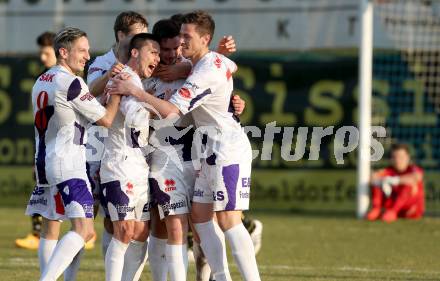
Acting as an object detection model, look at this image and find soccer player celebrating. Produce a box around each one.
[28,27,121,281]
[86,11,149,257]
[17,31,56,251]
[100,33,160,281]
[146,18,247,281]
[109,10,260,281]
[367,143,425,222]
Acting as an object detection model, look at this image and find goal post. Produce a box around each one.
[357,0,373,219]
[358,0,440,217]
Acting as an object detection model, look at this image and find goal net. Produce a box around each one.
[371,0,440,215]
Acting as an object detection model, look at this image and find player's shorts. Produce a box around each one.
[26,185,64,221]
[193,155,252,212]
[101,179,150,222]
[149,150,197,219]
[26,178,94,220]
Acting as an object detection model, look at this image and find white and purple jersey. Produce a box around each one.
[143,72,194,163]
[87,49,116,85]
[32,65,106,186]
[100,66,150,184]
[85,49,116,163]
[168,51,247,163]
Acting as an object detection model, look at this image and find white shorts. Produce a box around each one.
[193,157,252,212]
[25,178,94,220]
[101,179,150,222]
[149,151,197,219]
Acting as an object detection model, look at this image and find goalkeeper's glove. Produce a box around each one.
[381,176,400,197]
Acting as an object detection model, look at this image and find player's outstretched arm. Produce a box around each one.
[95,95,121,128]
[153,61,192,82]
[107,76,181,118]
[88,62,125,97]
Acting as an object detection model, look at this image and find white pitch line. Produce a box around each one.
[3,257,440,276]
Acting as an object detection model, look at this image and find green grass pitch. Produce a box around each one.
[1,205,440,280]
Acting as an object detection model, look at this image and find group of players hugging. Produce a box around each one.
[25,9,263,281]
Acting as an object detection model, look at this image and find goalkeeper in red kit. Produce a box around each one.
[366,143,424,223]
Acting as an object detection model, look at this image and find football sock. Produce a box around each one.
[105,238,129,281]
[224,224,261,281]
[39,231,85,281]
[166,243,188,281]
[193,221,231,281]
[148,236,168,281]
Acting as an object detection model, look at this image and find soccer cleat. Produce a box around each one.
[382,210,398,223]
[366,208,382,221]
[84,233,96,250]
[15,233,39,250]
[250,219,263,255]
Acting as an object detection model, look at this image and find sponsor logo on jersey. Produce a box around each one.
[126,182,134,195]
[39,73,55,82]
[194,189,204,197]
[214,55,222,69]
[88,67,103,75]
[164,179,176,192]
[169,200,186,210]
[32,186,45,196]
[80,92,94,101]
[239,191,250,199]
[29,197,47,206]
[82,204,94,215]
[179,87,191,99]
[213,191,224,201]
[116,204,135,214]
[143,202,153,212]
[242,177,251,188]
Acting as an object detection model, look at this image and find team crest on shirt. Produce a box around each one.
[126,182,134,195]
[214,55,222,68]
[179,88,191,99]
[164,179,176,192]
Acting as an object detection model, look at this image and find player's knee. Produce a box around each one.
[103,218,114,234]
[132,222,149,242]
[118,223,135,242]
[216,211,242,231]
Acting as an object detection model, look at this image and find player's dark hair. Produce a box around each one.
[152,19,180,42]
[36,31,55,47]
[182,10,215,44]
[390,143,410,154]
[128,33,159,59]
[114,11,148,42]
[54,27,87,58]
[170,13,184,27]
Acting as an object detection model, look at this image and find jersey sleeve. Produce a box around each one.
[168,67,215,115]
[222,55,238,74]
[120,96,150,129]
[67,77,106,123]
[87,59,107,86]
